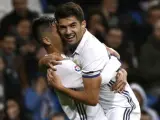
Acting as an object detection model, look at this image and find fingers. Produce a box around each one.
[112,80,126,93]
[48,60,62,71]
[47,69,57,81]
[50,60,62,65]
[47,69,54,82]
[116,71,123,80]
[121,69,127,76]
[117,69,127,83]
[49,53,63,61]
[112,70,127,92]
[48,60,62,66]
[50,69,57,77]
[48,63,57,71]
[115,71,123,85]
[39,54,62,67]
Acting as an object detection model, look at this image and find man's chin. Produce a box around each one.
[65,39,76,45]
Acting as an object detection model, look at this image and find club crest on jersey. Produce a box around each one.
[74,65,81,72]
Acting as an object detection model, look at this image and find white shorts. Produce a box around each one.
[66,103,108,120]
[105,107,140,120]
[86,104,108,120]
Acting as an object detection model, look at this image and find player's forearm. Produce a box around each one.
[59,87,98,106]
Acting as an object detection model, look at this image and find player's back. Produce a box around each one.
[55,59,108,120]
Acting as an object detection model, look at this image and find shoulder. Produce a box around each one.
[84,31,106,51]
[82,37,107,58]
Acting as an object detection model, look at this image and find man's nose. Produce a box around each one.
[66,27,72,34]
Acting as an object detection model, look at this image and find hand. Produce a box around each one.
[47,69,63,90]
[112,69,127,93]
[39,53,63,70]
[105,46,120,59]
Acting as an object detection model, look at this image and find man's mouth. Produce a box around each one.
[64,34,75,42]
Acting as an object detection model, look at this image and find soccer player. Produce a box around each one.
[46,2,140,120]
[32,16,109,120]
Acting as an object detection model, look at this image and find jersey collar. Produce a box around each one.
[72,29,89,55]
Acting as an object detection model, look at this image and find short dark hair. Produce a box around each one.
[55,2,84,22]
[32,16,56,43]
[148,5,160,17]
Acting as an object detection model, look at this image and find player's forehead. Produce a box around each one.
[58,16,79,26]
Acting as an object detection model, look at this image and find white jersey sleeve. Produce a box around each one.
[55,60,83,88]
[80,38,110,78]
[101,56,121,85]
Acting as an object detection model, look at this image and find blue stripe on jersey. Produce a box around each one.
[123,108,133,120]
[122,90,136,120]
[74,101,83,120]
[107,80,116,88]
[82,73,100,78]
[72,88,87,120]
[82,70,100,74]
[122,91,136,109]
[123,108,128,120]
[128,108,132,120]
[79,103,87,120]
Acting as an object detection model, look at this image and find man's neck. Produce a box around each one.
[45,46,56,54]
[68,41,80,54]
[45,45,63,55]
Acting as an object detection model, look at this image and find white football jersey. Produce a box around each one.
[67,29,140,115]
[55,59,108,120]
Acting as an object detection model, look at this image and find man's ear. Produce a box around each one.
[42,37,51,46]
[51,24,57,33]
[81,20,86,29]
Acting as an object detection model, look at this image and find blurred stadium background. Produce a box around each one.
[0,0,160,120]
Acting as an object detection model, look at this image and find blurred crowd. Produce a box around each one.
[0,0,160,120]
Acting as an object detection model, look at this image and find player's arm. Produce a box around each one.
[39,53,63,70]
[103,45,127,92]
[47,69,101,105]
[47,45,106,105]
[105,45,120,59]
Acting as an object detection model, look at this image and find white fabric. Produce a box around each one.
[105,107,140,120]
[55,60,82,88]
[55,59,108,120]
[101,56,121,85]
[67,29,140,117]
[70,30,110,77]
